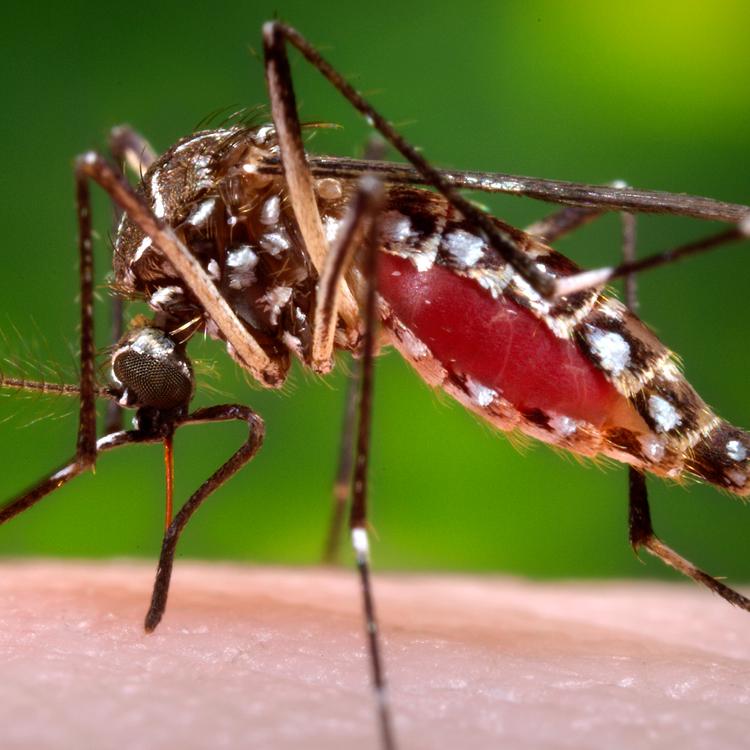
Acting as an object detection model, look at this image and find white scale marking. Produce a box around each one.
[133,236,152,263]
[512,273,551,318]
[648,395,682,433]
[465,377,496,408]
[259,229,290,256]
[549,414,578,437]
[149,285,183,310]
[252,125,275,144]
[50,464,77,483]
[173,131,227,155]
[726,439,747,462]
[638,434,666,462]
[351,528,370,562]
[398,327,430,360]
[97,433,125,450]
[585,327,631,375]
[260,195,280,225]
[187,198,216,227]
[261,286,293,325]
[226,246,259,290]
[444,230,485,267]
[381,208,450,275]
[193,154,212,190]
[380,211,415,244]
[474,265,516,299]
[130,330,175,358]
[151,171,166,218]
[323,215,341,244]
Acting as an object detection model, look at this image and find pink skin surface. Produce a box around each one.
[0,561,748,750]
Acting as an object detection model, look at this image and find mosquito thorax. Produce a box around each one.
[110,326,194,411]
[112,124,351,368]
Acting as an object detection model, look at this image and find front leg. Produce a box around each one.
[144,404,265,632]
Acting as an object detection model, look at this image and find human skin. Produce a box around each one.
[0,561,747,750]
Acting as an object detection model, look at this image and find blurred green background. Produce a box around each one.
[1,1,749,583]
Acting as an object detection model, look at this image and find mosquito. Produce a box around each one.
[1,22,749,750]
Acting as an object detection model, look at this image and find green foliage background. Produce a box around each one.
[1,1,749,582]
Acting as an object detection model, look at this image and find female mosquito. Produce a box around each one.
[1,22,749,750]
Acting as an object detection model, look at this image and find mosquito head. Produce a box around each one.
[110,326,194,411]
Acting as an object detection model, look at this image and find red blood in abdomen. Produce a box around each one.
[378,253,626,428]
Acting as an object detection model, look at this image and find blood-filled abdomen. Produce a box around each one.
[378,252,640,432]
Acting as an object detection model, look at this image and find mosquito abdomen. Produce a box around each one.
[375,190,750,495]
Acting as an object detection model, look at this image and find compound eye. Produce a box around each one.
[111,327,194,410]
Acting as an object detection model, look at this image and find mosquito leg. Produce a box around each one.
[316,167,385,561]
[262,26,360,331]
[144,404,265,632]
[108,125,157,179]
[311,178,383,369]
[0,429,159,525]
[525,205,606,243]
[73,163,99,463]
[302,157,750,224]
[554,224,748,296]
[104,127,158,434]
[322,362,360,564]
[4,159,111,506]
[0,376,114,399]
[618,210,749,610]
[628,467,750,611]
[263,22,553,298]
[344,203,396,750]
[264,54,397,722]
[524,181,635,243]
[621,212,639,311]
[262,21,750,297]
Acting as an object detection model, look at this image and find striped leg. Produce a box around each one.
[323,365,360,564]
[0,156,105,521]
[348,199,396,750]
[263,29,396,748]
[621,213,750,611]
[628,465,750,610]
[105,126,159,433]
